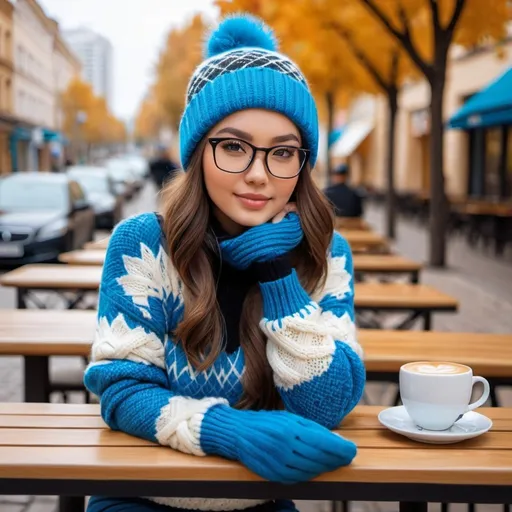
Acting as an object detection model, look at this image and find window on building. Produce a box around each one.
[485,128,502,199]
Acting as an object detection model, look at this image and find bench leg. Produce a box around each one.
[24,356,50,402]
[59,496,85,512]
[400,503,427,512]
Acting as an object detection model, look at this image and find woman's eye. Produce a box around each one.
[221,141,245,153]
[273,147,295,158]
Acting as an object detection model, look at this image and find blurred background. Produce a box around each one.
[0,0,510,270]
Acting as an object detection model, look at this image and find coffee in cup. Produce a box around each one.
[399,361,490,431]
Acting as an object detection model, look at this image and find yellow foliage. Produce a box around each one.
[153,14,206,130]
[216,0,415,123]
[61,75,126,145]
[134,93,162,141]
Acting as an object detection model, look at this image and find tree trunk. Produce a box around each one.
[428,66,448,267]
[325,91,335,186]
[386,89,398,240]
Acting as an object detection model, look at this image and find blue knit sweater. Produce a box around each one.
[84,212,365,510]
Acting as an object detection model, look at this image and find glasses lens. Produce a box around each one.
[214,139,253,173]
[268,146,305,178]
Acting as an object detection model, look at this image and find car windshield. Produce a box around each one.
[70,174,109,195]
[106,163,130,181]
[0,178,68,212]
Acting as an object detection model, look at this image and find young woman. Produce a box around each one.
[85,14,365,512]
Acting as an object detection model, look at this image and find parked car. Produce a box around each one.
[103,158,140,198]
[67,166,123,230]
[119,154,149,180]
[0,173,95,266]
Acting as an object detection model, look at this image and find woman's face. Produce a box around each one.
[203,109,302,235]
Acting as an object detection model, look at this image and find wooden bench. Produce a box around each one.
[59,250,422,282]
[334,217,371,231]
[0,403,510,512]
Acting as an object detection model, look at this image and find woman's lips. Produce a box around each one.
[235,194,270,210]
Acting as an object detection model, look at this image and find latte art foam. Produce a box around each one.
[404,362,468,375]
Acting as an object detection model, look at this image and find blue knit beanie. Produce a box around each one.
[179,14,319,169]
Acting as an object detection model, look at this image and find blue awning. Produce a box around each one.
[449,67,512,129]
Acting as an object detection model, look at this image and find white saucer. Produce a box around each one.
[378,406,492,444]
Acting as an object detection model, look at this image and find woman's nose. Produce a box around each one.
[244,152,269,185]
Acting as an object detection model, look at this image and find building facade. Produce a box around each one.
[334,40,512,200]
[10,0,79,172]
[0,0,14,175]
[63,27,113,108]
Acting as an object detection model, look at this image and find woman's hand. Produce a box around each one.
[201,405,357,484]
[271,202,297,224]
[219,211,303,269]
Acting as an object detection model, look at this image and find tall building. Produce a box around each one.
[62,27,113,108]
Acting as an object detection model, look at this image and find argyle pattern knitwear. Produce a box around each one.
[84,212,365,510]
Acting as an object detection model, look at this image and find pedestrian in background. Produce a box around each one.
[149,145,180,190]
[324,163,365,218]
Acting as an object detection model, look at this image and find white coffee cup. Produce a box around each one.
[399,361,490,431]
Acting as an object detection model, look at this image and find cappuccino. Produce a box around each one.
[403,361,468,375]
[399,361,490,430]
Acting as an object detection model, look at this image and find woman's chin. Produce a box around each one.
[231,209,274,227]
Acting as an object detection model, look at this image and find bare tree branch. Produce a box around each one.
[397,2,411,39]
[328,21,390,92]
[428,0,440,31]
[446,0,466,35]
[360,0,434,79]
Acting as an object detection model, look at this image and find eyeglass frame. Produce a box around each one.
[208,137,310,179]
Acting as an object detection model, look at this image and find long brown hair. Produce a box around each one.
[160,138,334,410]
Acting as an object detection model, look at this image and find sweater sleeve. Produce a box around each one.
[83,213,227,455]
[257,232,365,429]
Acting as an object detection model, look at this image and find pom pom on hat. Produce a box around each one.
[205,14,278,58]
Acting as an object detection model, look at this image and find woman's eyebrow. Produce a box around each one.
[271,133,300,144]
[214,127,300,145]
[215,127,252,140]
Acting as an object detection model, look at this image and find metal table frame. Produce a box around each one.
[16,287,97,310]
[1,477,511,512]
[356,305,457,331]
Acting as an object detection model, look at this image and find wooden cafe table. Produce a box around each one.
[0,403,510,512]
[0,264,102,309]
[338,230,389,253]
[86,232,390,253]
[0,266,454,329]
[0,309,95,402]
[9,310,508,405]
[84,237,110,250]
[360,330,512,407]
[59,250,423,283]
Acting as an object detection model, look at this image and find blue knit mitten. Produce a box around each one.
[200,405,357,484]
[219,213,303,270]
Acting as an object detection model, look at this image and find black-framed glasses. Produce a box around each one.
[208,137,310,179]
